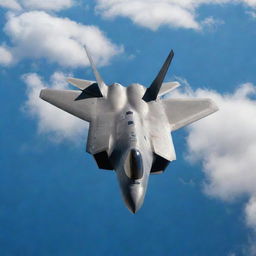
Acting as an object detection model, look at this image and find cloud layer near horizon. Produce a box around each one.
[96,0,256,30]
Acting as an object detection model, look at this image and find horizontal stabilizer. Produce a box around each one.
[67,77,96,90]
[158,82,180,98]
[163,98,218,131]
[40,88,96,122]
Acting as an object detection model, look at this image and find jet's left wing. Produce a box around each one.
[40,89,96,122]
[162,98,218,131]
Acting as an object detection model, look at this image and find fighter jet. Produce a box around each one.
[40,47,218,213]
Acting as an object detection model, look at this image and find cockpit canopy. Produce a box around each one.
[124,149,143,180]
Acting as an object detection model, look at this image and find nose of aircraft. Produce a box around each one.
[115,148,148,213]
[124,184,144,214]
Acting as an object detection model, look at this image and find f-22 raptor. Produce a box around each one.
[40,47,218,213]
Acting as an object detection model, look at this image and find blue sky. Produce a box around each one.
[1,1,256,255]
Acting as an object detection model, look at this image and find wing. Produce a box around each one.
[40,89,96,122]
[162,98,218,131]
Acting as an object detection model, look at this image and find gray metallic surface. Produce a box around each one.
[40,49,218,213]
[84,46,107,97]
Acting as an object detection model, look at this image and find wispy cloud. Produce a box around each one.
[0,45,13,66]
[247,10,256,19]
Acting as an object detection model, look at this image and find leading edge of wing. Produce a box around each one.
[40,88,96,122]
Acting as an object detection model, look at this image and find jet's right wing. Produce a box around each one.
[162,98,218,131]
[40,89,96,122]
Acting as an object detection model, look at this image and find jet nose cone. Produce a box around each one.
[125,184,144,214]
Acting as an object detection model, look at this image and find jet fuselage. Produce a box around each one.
[88,83,170,213]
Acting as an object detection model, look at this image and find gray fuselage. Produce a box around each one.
[111,102,153,213]
[86,83,173,213]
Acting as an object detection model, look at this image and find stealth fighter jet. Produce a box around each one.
[40,47,218,213]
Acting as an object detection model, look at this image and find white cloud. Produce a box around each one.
[246,197,256,230]
[201,16,225,30]
[248,242,256,256]
[244,0,256,7]
[0,45,13,66]
[23,72,88,142]
[96,0,200,30]
[2,11,123,67]
[20,0,74,11]
[95,0,256,30]
[0,0,21,10]
[170,80,256,232]
[0,0,74,11]
[184,83,256,201]
[247,10,256,18]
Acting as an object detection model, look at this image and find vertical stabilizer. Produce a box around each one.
[84,45,107,97]
[142,50,174,102]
